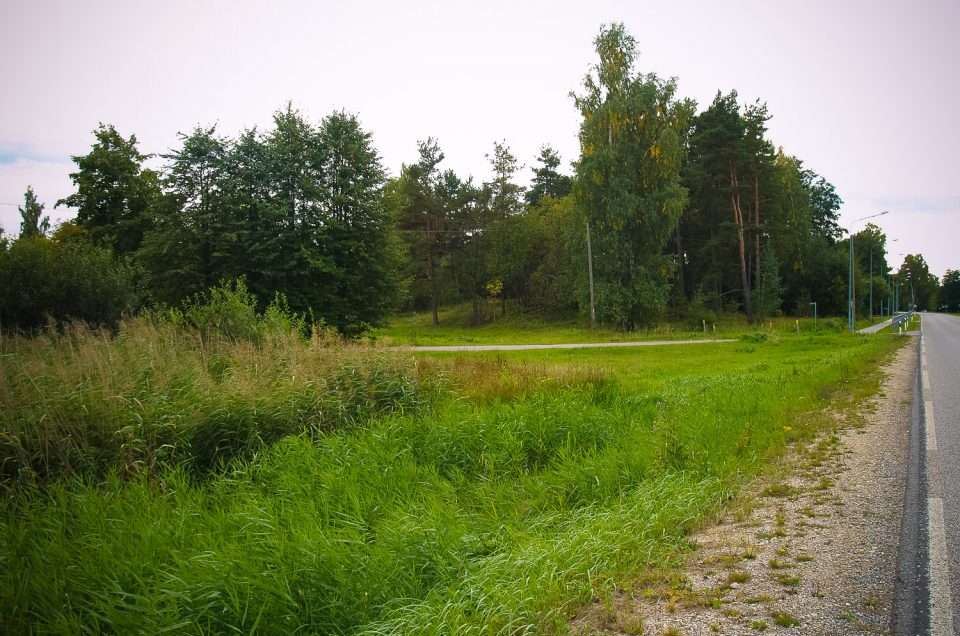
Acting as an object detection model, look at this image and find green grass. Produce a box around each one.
[369,302,839,346]
[0,317,902,634]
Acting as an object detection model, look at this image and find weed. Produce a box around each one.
[745,594,774,604]
[761,483,801,498]
[751,619,769,630]
[772,611,801,627]
[727,571,752,584]
[777,574,802,587]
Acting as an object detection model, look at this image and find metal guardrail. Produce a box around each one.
[891,310,915,328]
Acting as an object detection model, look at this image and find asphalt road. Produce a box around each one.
[916,313,960,635]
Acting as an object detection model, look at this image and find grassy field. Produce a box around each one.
[0,315,902,634]
[370,302,835,346]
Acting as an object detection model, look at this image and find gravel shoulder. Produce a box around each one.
[572,338,917,636]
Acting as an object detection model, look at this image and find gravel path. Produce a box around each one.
[572,339,916,635]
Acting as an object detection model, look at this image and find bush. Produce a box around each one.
[156,278,308,344]
[0,235,139,330]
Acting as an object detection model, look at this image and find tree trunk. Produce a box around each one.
[428,245,439,326]
[428,219,439,326]
[730,163,752,323]
[675,226,685,301]
[754,172,761,288]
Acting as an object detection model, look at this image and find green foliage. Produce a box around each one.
[0,315,428,487]
[573,23,693,329]
[754,242,783,320]
[525,144,572,207]
[56,124,160,256]
[182,278,263,342]
[17,185,49,238]
[0,329,899,633]
[136,107,396,336]
[940,269,960,311]
[897,253,940,311]
[0,235,139,330]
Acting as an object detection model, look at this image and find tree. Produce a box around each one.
[753,241,782,320]
[485,140,530,315]
[525,195,580,315]
[525,145,572,206]
[572,23,693,329]
[940,269,960,312]
[486,140,525,219]
[685,91,754,321]
[397,138,450,325]
[18,186,49,239]
[312,110,394,335]
[57,124,160,256]
[140,126,233,302]
[897,254,939,311]
[139,106,394,335]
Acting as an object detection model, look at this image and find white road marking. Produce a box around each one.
[926,401,938,452]
[924,370,932,394]
[929,497,955,636]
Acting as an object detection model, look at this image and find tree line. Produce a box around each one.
[1,23,949,333]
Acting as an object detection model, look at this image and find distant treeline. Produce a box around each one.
[1,23,948,333]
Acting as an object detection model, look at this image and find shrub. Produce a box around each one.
[0,236,139,330]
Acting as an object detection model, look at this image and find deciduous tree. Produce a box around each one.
[573,23,693,328]
[57,124,160,256]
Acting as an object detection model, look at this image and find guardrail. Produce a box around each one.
[891,310,915,329]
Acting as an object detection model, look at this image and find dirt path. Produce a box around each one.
[572,339,916,635]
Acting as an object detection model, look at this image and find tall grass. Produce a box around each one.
[0,328,901,634]
[0,318,434,487]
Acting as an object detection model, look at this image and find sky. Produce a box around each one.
[2,0,958,278]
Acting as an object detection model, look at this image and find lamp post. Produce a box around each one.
[848,211,889,332]
[885,239,897,318]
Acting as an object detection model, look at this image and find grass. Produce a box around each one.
[0,315,902,634]
[369,302,837,346]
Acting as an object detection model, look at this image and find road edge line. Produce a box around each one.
[929,496,955,636]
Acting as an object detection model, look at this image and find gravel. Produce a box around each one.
[572,339,916,635]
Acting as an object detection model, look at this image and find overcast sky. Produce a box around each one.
[2,0,957,277]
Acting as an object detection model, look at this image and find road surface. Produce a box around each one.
[899,313,960,635]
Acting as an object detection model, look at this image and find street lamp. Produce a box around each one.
[848,211,889,332]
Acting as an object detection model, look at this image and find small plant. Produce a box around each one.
[777,574,801,587]
[745,593,774,604]
[772,611,801,627]
[727,570,752,584]
[768,558,791,570]
[795,554,814,563]
[750,619,769,631]
[761,483,800,498]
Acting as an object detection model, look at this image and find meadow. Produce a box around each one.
[0,307,901,634]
